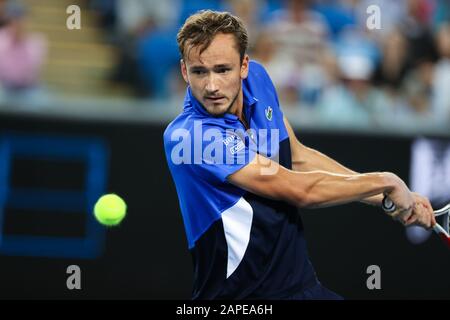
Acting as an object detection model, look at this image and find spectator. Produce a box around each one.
[313,0,356,38]
[431,23,450,123]
[136,0,226,98]
[389,0,438,121]
[0,2,48,103]
[373,29,408,90]
[318,52,390,127]
[0,0,7,28]
[399,0,438,69]
[116,0,180,36]
[251,29,300,106]
[265,0,332,106]
[225,0,267,48]
[401,58,434,118]
[109,0,180,97]
[433,0,450,28]
[89,0,117,40]
[342,0,407,38]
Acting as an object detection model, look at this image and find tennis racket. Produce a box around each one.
[382,196,450,249]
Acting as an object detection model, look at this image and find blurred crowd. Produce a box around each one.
[91,0,450,126]
[0,0,48,104]
[0,0,449,127]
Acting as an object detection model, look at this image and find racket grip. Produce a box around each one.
[433,223,450,238]
[433,224,450,249]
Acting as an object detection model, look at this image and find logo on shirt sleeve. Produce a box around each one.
[265,106,273,121]
[223,132,245,155]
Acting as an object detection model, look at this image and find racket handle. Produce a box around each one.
[433,223,447,235]
[433,224,450,249]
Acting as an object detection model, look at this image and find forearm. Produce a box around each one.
[294,171,396,209]
[292,144,383,206]
[229,154,401,211]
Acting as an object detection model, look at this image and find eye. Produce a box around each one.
[192,70,206,75]
[217,68,230,74]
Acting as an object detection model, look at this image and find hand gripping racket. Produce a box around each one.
[382,196,450,249]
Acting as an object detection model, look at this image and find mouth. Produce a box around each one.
[205,96,225,102]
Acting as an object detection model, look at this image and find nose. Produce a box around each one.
[205,73,219,93]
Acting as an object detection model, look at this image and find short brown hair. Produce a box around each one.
[177,10,248,62]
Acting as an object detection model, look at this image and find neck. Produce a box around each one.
[229,87,245,122]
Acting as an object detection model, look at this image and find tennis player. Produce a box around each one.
[163,10,436,299]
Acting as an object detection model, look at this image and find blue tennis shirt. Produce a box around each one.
[164,61,320,299]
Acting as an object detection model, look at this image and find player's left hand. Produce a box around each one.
[397,193,436,229]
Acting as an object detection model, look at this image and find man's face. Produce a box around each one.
[181,33,249,117]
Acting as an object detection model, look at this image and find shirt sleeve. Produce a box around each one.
[188,123,257,183]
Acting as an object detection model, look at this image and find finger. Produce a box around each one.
[417,207,432,229]
[422,199,437,226]
[424,198,433,211]
[414,195,431,210]
[410,204,431,229]
[405,216,418,226]
[401,212,414,225]
[426,205,437,227]
[423,211,433,229]
[422,205,434,229]
[424,214,431,229]
[398,217,407,226]
[431,212,437,226]
[395,208,413,225]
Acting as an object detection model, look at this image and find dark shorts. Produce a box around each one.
[285,282,344,300]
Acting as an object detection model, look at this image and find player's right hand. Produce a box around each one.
[403,193,437,229]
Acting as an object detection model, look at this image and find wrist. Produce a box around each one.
[381,172,400,195]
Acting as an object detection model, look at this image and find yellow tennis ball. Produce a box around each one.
[94,194,127,226]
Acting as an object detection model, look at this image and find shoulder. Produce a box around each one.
[163,111,240,149]
[248,60,273,83]
[164,111,195,149]
[246,60,277,93]
[245,60,281,110]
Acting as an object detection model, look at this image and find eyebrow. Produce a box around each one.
[189,64,233,70]
[189,66,207,71]
[214,64,232,68]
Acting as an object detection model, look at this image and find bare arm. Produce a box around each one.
[228,154,412,210]
[283,117,383,206]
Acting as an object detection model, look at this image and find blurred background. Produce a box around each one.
[0,0,449,299]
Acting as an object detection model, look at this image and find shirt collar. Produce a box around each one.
[242,76,259,108]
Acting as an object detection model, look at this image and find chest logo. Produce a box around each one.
[265,106,273,121]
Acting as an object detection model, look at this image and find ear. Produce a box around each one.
[180,59,189,84]
[240,54,250,79]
